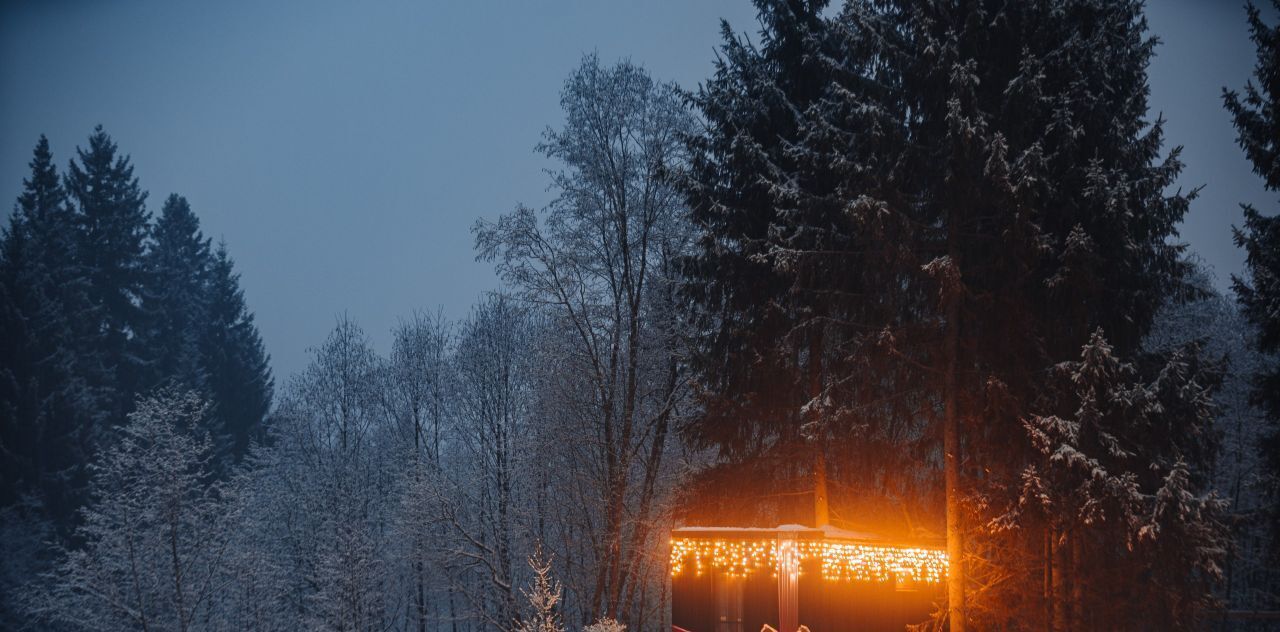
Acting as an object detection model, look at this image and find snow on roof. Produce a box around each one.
[670,524,943,549]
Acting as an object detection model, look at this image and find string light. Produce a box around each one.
[669,536,947,584]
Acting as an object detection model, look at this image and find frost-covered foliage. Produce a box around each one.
[0,126,273,629]
[583,617,626,632]
[7,55,696,632]
[194,300,578,631]
[239,318,396,632]
[997,330,1227,630]
[1147,264,1279,613]
[1225,0,1280,586]
[475,53,695,627]
[681,0,1214,629]
[28,389,231,632]
[1223,1,1280,194]
[400,295,539,630]
[515,546,563,632]
[5,4,1275,632]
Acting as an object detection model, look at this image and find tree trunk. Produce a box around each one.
[414,557,427,632]
[1070,532,1082,630]
[1051,529,1069,632]
[1044,528,1053,632]
[169,515,188,632]
[813,451,829,528]
[943,250,966,632]
[808,331,829,529]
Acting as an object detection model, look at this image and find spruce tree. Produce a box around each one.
[0,150,40,508]
[0,136,104,533]
[1004,331,1225,630]
[138,194,211,393]
[1224,0,1280,564]
[880,3,1202,625]
[684,0,1219,627]
[65,126,150,426]
[200,243,272,466]
[680,0,890,529]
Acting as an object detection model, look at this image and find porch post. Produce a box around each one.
[778,534,799,632]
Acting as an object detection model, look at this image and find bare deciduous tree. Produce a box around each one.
[475,54,694,627]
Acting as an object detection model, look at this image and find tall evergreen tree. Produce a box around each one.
[1225,0,1280,565]
[679,0,890,529]
[200,243,272,465]
[1002,331,1225,630]
[0,146,42,507]
[138,194,212,393]
[2,132,273,623]
[683,0,1220,628]
[65,126,150,426]
[0,136,104,533]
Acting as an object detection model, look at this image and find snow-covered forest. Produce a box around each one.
[2,1,1279,631]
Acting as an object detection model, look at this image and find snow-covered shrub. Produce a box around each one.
[584,617,626,632]
[516,545,563,632]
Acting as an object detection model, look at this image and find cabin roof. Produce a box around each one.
[671,524,944,549]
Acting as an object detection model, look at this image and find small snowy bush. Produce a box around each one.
[584,618,626,632]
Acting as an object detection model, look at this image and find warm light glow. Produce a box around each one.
[669,537,947,584]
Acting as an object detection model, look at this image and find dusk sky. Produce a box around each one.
[2,0,1274,381]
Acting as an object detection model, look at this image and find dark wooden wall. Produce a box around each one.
[672,571,779,631]
[671,560,941,632]
[796,560,941,631]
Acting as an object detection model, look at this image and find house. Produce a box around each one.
[669,524,946,632]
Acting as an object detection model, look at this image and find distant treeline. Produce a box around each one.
[3,57,695,632]
[0,128,272,535]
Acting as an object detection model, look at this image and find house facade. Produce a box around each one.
[669,525,946,632]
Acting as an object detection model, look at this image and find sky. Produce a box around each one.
[1,0,1275,382]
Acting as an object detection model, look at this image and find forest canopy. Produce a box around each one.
[1,1,1279,631]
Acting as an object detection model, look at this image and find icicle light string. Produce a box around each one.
[669,537,947,583]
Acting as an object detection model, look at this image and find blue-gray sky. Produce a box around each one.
[2,0,1274,382]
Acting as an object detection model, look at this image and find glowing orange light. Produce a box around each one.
[669,537,946,584]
